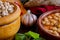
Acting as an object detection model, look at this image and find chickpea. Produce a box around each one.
[2,10,8,16]
[57,28,60,33]
[9,10,14,13]
[45,21,51,25]
[52,27,58,31]
[53,31,59,36]
[48,30,53,33]
[55,13,60,17]
[51,23,55,25]
[44,17,49,22]
[44,26,50,30]
[53,16,59,20]
[5,5,8,9]
[42,17,50,25]
[52,19,57,23]
[10,5,14,8]
[55,22,59,26]
[42,21,46,24]
[57,24,60,28]
[2,6,5,10]
[5,2,10,5]
[58,18,60,22]
[49,26,53,30]
[5,9,8,15]
[4,3,9,9]
[50,19,57,25]
[48,15,52,19]
[51,14,55,17]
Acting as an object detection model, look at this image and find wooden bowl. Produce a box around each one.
[0,1,21,25]
[37,10,60,40]
[0,17,20,39]
[0,1,21,40]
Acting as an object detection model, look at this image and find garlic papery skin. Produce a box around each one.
[21,10,37,26]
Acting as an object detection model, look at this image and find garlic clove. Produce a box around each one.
[23,15,29,25]
[21,14,26,24]
[32,14,37,22]
[28,15,33,25]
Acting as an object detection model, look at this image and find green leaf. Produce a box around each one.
[25,31,39,39]
[15,33,26,40]
[33,38,46,40]
[15,31,46,40]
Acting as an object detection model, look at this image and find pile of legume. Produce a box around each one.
[0,1,14,17]
[42,12,60,36]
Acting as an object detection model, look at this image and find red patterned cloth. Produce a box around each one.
[29,5,60,16]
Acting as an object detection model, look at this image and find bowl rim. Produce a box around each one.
[38,9,60,38]
[0,1,21,25]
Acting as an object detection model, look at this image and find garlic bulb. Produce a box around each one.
[21,10,37,26]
